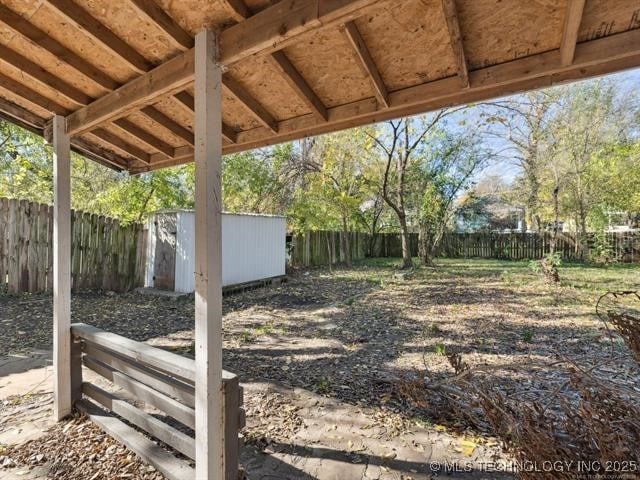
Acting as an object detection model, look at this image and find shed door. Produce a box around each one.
[153,214,176,290]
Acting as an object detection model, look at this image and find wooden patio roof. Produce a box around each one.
[0,0,639,174]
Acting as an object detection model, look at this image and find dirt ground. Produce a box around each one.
[1,258,638,479]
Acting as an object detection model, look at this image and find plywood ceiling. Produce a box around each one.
[0,0,638,173]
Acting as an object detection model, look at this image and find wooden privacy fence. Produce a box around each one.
[437,232,640,262]
[0,198,145,294]
[290,230,640,266]
[290,230,419,267]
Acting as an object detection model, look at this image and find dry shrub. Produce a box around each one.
[476,370,640,480]
[479,291,640,479]
[399,291,640,479]
[597,291,640,362]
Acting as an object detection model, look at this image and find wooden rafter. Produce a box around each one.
[560,0,586,66]
[269,51,328,121]
[41,0,201,156]
[70,137,128,171]
[45,0,150,74]
[0,97,45,134]
[66,50,194,135]
[63,0,383,139]
[222,77,278,133]
[172,92,237,143]
[206,28,640,159]
[0,0,636,176]
[0,2,180,165]
[0,72,69,116]
[220,0,250,22]
[89,128,151,164]
[0,44,92,106]
[222,0,328,121]
[140,106,194,144]
[112,118,175,157]
[128,0,194,50]
[441,0,469,87]
[343,21,389,108]
[219,0,385,66]
[0,4,117,91]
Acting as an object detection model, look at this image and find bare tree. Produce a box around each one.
[367,111,466,269]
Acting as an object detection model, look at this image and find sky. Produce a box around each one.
[473,67,640,184]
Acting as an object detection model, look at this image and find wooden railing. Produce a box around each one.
[70,323,244,480]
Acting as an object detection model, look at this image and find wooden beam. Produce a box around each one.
[219,0,385,66]
[70,137,128,171]
[62,0,382,140]
[0,96,127,170]
[52,115,71,421]
[112,118,175,157]
[0,72,183,167]
[0,27,181,160]
[66,49,194,135]
[0,97,46,134]
[140,106,194,144]
[41,0,205,153]
[218,0,328,121]
[223,76,278,133]
[220,0,250,22]
[45,0,151,74]
[128,0,194,50]
[560,0,586,66]
[172,91,237,143]
[269,51,328,121]
[0,72,69,116]
[134,27,640,173]
[194,29,224,480]
[220,28,640,156]
[0,4,117,91]
[342,21,389,107]
[0,44,93,106]
[441,0,469,87]
[89,128,151,164]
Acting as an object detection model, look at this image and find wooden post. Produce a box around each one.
[53,115,72,420]
[194,30,224,480]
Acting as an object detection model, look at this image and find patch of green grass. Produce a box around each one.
[434,343,446,355]
[240,330,253,343]
[254,323,274,336]
[413,415,433,428]
[428,323,442,334]
[521,329,535,343]
[316,377,331,394]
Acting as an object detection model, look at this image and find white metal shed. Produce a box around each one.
[145,210,286,293]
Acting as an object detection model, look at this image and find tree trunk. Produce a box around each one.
[549,185,559,255]
[578,200,588,260]
[341,216,352,267]
[326,232,333,272]
[418,223,442,267]
[398,213,413,269]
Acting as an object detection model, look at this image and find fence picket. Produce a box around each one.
[291,230,640,267]
[0,198,144,294]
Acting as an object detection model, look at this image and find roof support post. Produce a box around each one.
[52,115,72,420]
[193,29,225,480]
